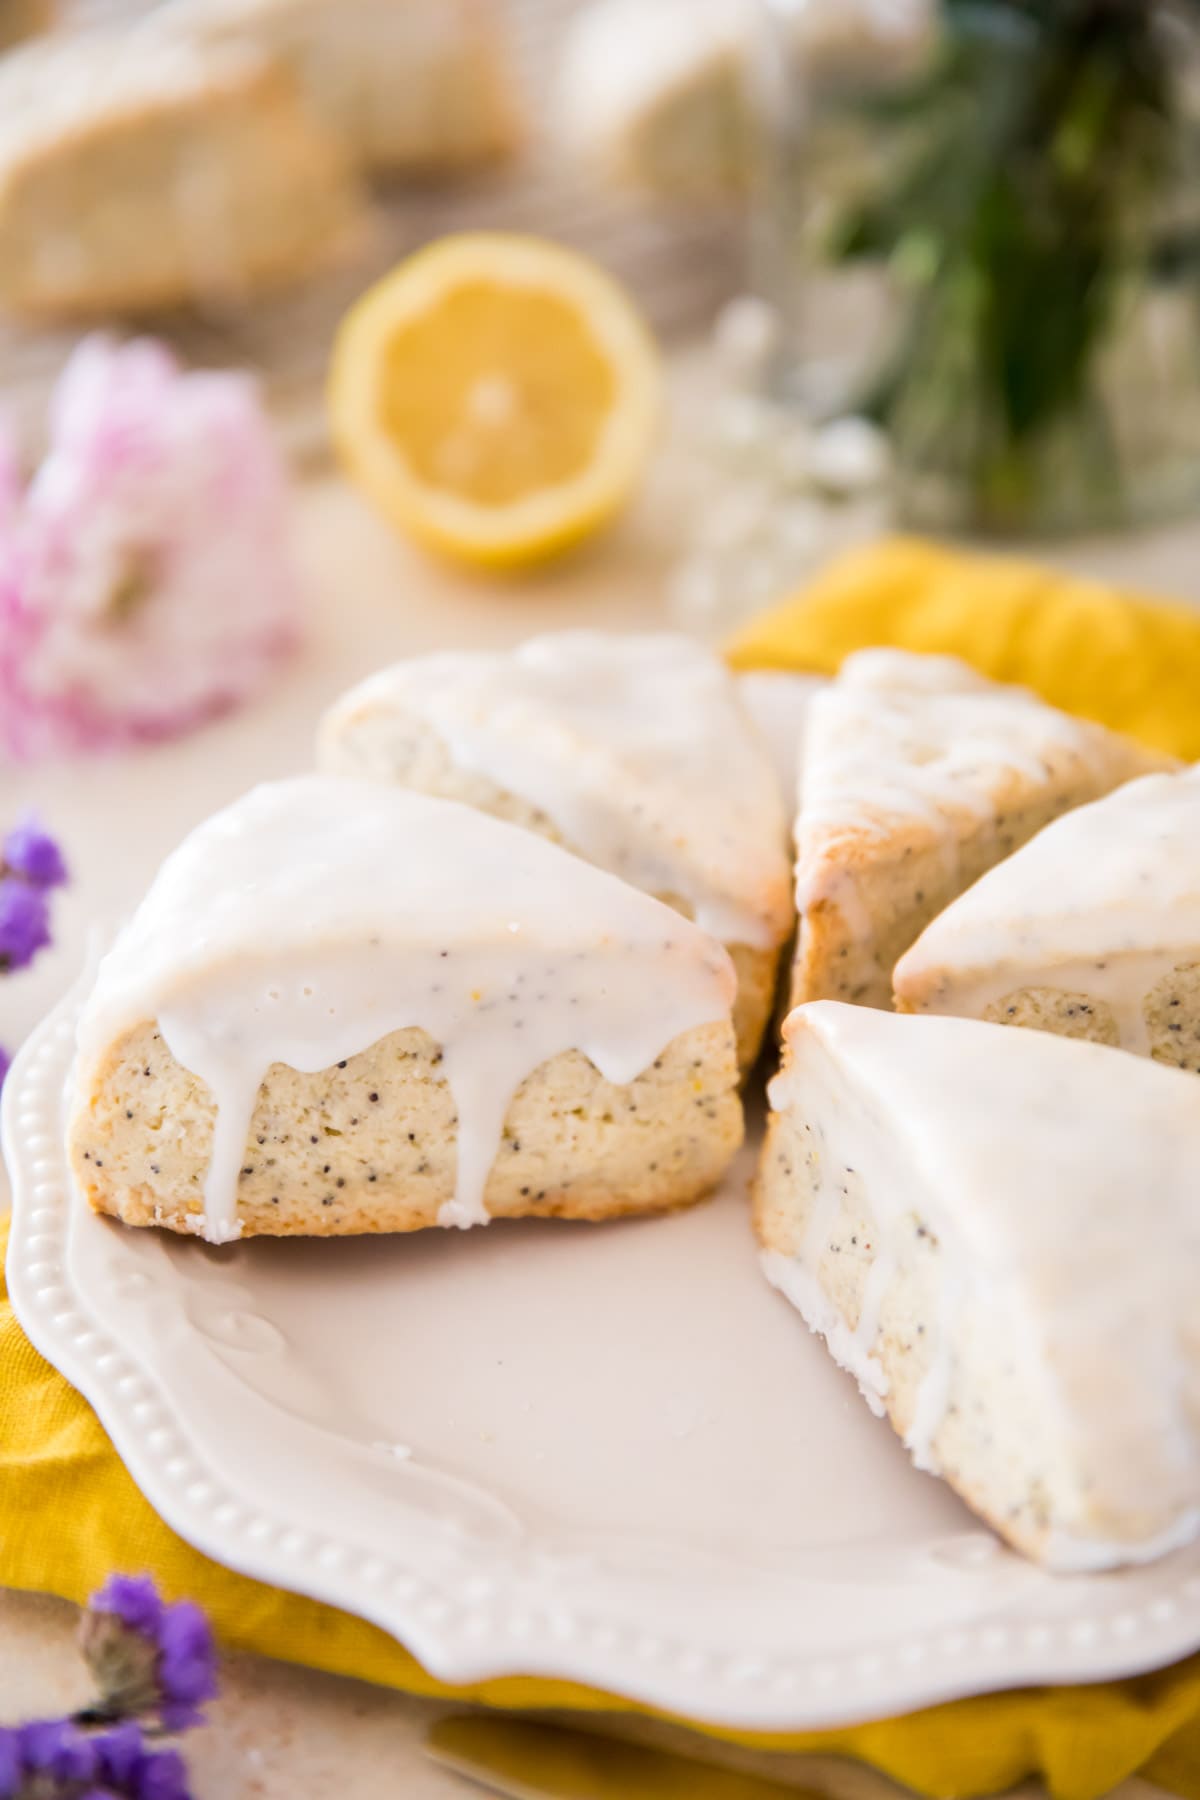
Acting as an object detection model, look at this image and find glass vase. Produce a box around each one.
[749,0,1200,537]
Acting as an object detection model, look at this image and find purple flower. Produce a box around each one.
[129,1746,192,1800]
[3,814,68,888]
[82,1575,217,1733]
[155,1604,217,1731]
[19,1718,97,1784]
[95,1725,193,1800]
[90,1576,165,1639]
[93,1722,144,1788]
[0,878,50,971]
[0,1728,20,1799]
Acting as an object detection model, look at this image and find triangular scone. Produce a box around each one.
[792,649,1173,1010]
[896,766,1200,1068]
[736,670,827,815]
[0,27,360,319]
[168,0,522,176]
[69,777,741,1243]
[755,1002,1200,1570]
[319,632,794,1073]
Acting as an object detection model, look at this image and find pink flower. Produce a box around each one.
[0,337,301,760]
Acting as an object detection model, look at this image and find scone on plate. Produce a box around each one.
[792,649,1174,1010]
[318,632,794,1074]
[69,777,742,1243]
[0,26,360,318]
[735,670,826,816]
[165,0,522,176]
[755,1001,1200,1570]
[895,764,1200,1069]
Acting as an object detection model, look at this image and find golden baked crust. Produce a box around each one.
[792,676,1173,1012]
[172,0,523,174]
[897,961,1200,1074]
[71,1017,743,1238]
[0,0,53,53]
[0,32,361,318]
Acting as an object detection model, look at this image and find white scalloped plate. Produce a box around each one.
[6,978,1200,1732]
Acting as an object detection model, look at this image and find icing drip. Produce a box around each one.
[319,631,793,951]
[896,766,1200,1056]
[75,778,737,1242]
[765,1001,1200,1561]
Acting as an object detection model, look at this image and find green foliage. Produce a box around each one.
[832,0,1200,529]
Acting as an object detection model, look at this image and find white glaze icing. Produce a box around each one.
[765,1000,1200,1567]
[74,777,737,1242]
[895,765,1200,1053]
[320,631,792,950]
[735,670,826,816]
[763,1250,887,1416]
[794,648,1159,916]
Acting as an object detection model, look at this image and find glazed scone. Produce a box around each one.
[736,670,826,817]
[319,633,794,1074]
[0,27,360,318]
[166,0,521,175]
[755,1002,1200,1570]
[792,649,1174,1010]
[895,765,1200,1068]
[69,777,742,1242]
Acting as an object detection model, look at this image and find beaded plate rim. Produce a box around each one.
[6,981,1200,1731]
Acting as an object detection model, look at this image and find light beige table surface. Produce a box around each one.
[3,428,1197,1797]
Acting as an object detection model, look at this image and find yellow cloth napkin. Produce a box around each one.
[726,534,1200,760]
[7,534,1200,1798]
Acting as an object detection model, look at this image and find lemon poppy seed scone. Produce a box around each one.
[792,649,1174,1010]
[319,633,794,1073]
[69,778,742,1243]
[0,27,359,319]
[165,0,522,176]
[895,765,1200,1068]
[736,670,826,816]
[755,1002,1200,1570]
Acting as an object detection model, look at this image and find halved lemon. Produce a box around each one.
[328,233,662,570]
